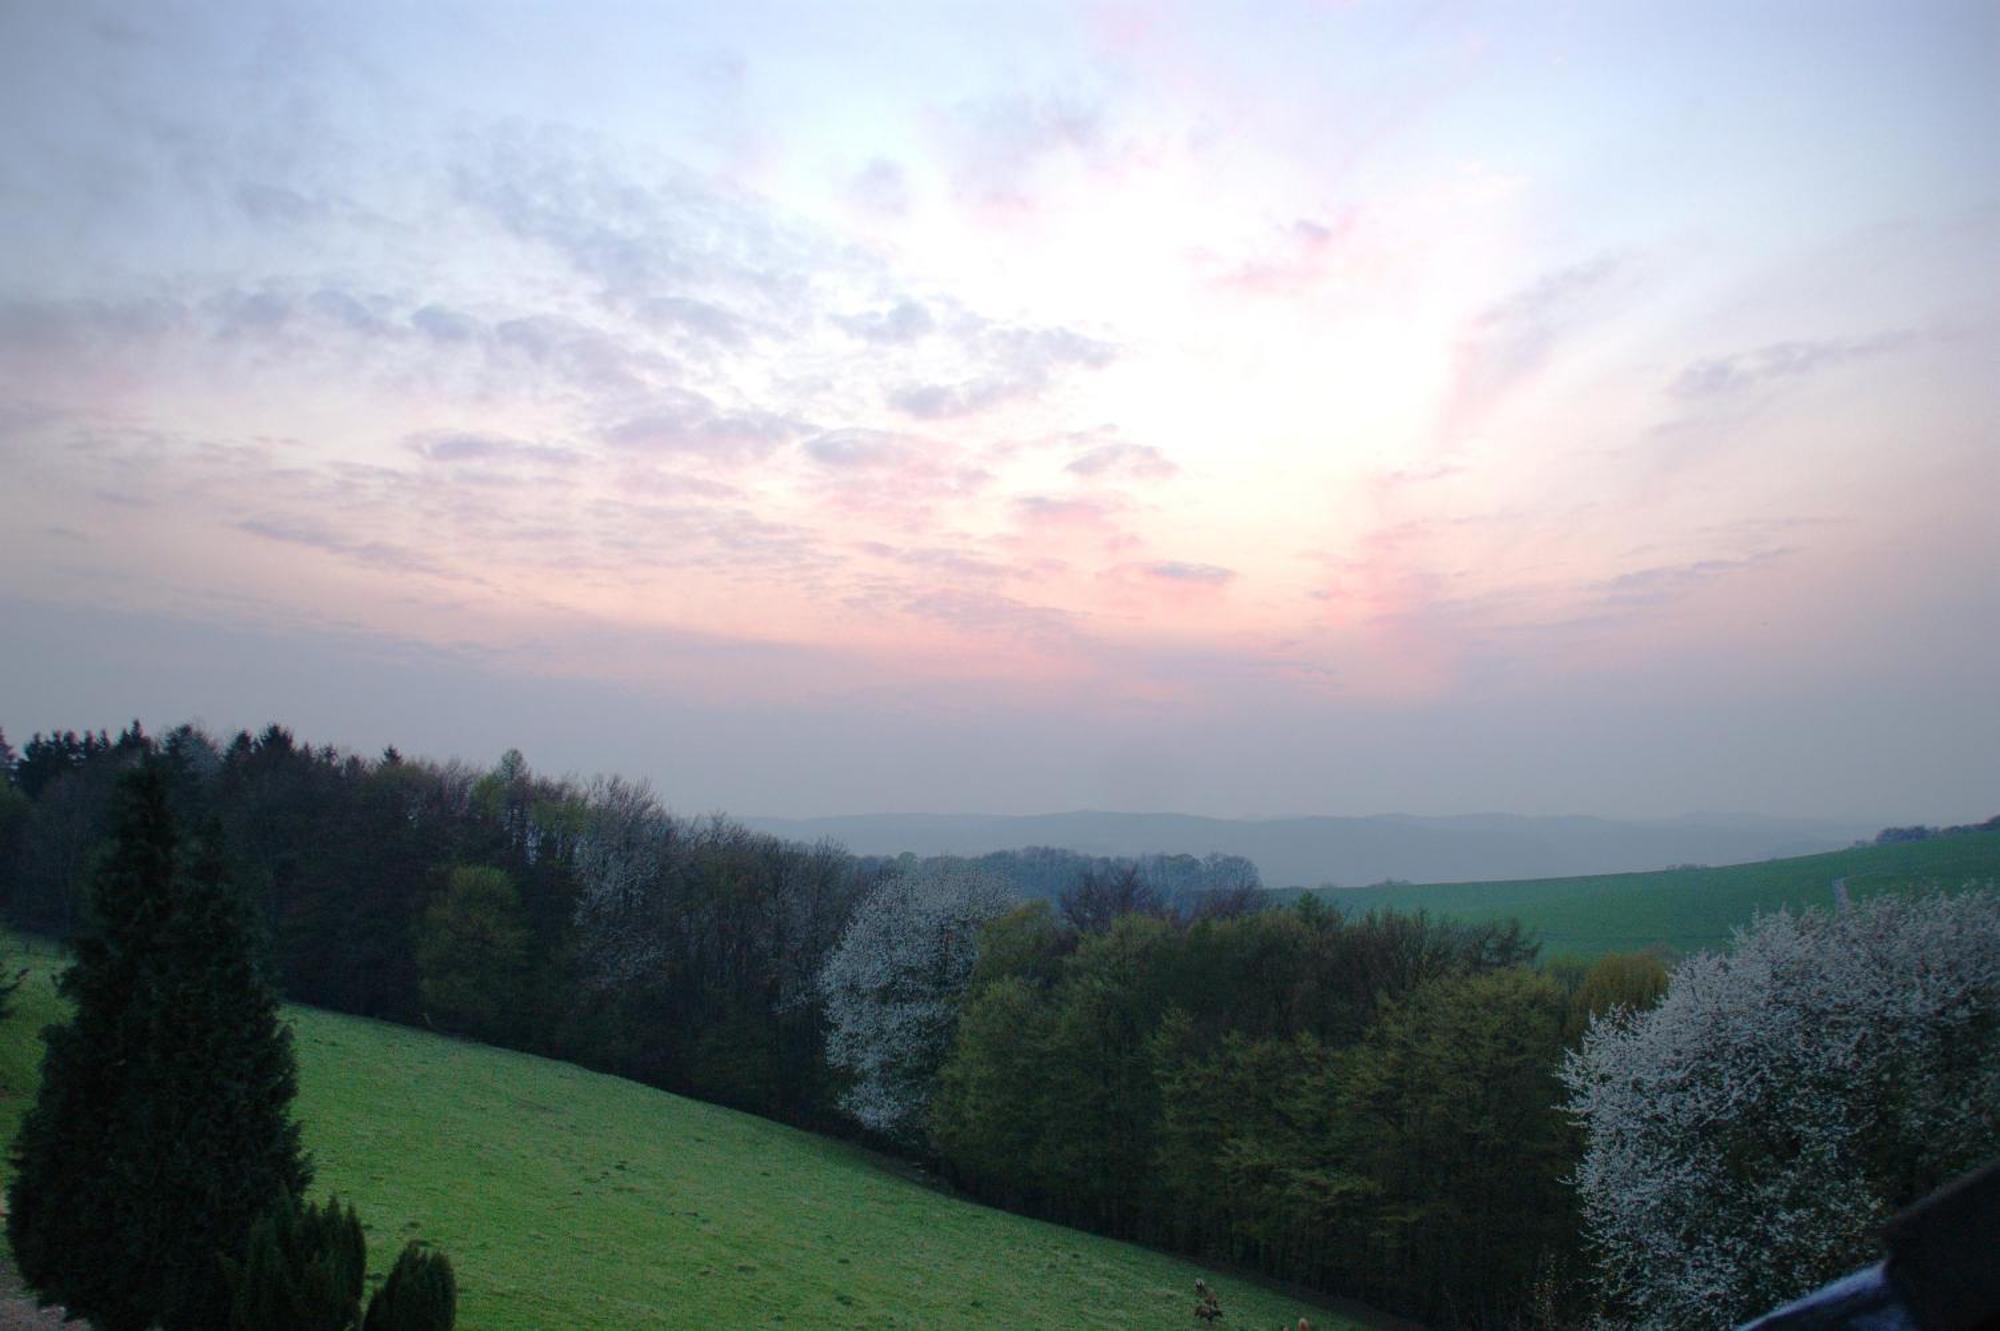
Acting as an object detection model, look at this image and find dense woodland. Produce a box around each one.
[2,724,874,1128]
[2,722,1994,1329]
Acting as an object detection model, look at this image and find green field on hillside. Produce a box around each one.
[1309,833,2000,959]
[0,944,1365,1331]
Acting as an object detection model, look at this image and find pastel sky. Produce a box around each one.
[2,0,1995,820]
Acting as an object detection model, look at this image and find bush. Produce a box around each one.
[364,1242,458,1331]
[224,1196,366,1331]
[226,1198,460,1331]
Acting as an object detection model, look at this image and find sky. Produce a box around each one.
[0,0,1995,822]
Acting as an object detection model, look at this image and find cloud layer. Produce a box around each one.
[1,0,1994,818]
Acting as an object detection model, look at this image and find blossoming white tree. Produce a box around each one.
[817,858,1014,1145]
[1561,888,2000,1329]
[570,775,680,989]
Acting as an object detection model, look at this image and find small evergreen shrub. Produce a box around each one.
[363,1241,458,1331]
[224,1195,367,1331]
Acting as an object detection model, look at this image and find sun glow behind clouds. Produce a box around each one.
[0,0,1995,815]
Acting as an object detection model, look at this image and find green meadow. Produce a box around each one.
[1308,832,2000,958]
[0,945,1363,1331]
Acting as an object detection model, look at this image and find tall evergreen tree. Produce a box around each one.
[7,765,310,1330]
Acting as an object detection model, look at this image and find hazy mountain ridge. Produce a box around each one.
[740,810,1879,888]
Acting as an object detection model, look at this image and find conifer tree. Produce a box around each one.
[224,1195,366,1331]
[7,764,310,1330]
[364,1242,458,1331]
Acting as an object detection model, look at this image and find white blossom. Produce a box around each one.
[1561,887,2000,1328]
[816,859,1014,1144]
[571,776,680,988]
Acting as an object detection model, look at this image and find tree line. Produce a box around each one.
[824,870,1653,1326]
[2,721,1995,1329]
[0,724,1263,1133]
[2,723,886,1129]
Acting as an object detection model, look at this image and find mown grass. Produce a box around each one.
[1309,832,2000,959]
[0,943,1358,1331]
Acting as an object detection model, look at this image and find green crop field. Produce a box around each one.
[0,943,1367,1331]
[1307,833,2000,959]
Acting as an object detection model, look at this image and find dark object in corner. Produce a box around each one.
[1738,1159,1999,1330]
[1883,1159,2000,1330]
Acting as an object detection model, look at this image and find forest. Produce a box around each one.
[2,721,1995,1329]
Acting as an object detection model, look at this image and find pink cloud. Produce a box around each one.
[1212,212,1364,297]
[1065,439,1177,482]
[1011,493,1129,533]
[1433,254,1626,445]
[799,428,992,525]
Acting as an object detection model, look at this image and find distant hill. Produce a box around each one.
[0,945,1376,1331]
[742,810,1877,888]
[1299,831,2000,958]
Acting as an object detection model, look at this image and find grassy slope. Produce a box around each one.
[0,946,1359,1331]
[1308,833,2000,958]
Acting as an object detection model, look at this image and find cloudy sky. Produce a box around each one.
[1,1,1994,821]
